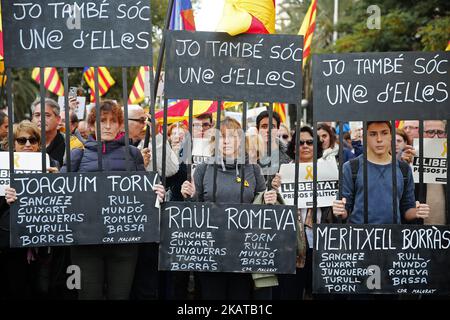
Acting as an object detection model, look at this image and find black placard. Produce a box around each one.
[164,31,303,103]
[10,172,160,247]
[1,0,153,67]
[313,51,450,121]
[159,202,297,274]
[313,224,450,295]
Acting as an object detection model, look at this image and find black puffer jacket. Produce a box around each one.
[61,135,145,173]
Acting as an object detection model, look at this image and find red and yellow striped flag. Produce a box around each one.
[298,0,317,68]
[83,67,115,102]
[216,0,275,36]
[446,41,450,51]
[128,66,150,104]
[31,67,64,96]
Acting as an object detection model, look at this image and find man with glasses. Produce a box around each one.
[424,120,446,139]
[192,113,213,139]
[418,120,447,226]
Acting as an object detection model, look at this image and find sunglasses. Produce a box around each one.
[280,134,289,139]
[16,137,39,145]
[299,139,313,146]
[425,129,446,138]
[129,118,147,124]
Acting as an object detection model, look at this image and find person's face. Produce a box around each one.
[403,120,419,140]
[258,117,278,143]
[367,123,391,157]
[318,128,331,150]
[396,134,406,154]
[0,116,8,139]
[193,117,212,138]
[94,111,122,142]
[299,131,314,163]
[128,109,147,141]
[219,128,241,158]
[424,121,446,139]
[14,131,39,152]
[32,104,61,134]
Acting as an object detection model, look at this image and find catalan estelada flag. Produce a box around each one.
[216,0,275,36]
[83,67,115,102]
[170,0,196,31]
[128,66,150,104]
[31,67,64,96]
[298,0,317,68]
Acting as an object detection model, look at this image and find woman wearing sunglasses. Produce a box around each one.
[2,121,59,299]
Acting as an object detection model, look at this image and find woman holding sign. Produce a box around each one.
[61,100,165,300]
[180,117,280,300]
[2,121,59,299]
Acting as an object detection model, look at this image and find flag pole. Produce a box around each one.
[333,0,339,44]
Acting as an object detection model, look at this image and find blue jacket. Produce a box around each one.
[61,135,145,173]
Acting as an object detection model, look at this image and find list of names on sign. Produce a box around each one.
[313,224,450,295]
[10,172,160,247]
[159,202,297,274]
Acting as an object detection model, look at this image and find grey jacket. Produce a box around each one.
[193,160,266,203]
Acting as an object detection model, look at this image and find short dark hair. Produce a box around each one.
[0,111,7,125]
[287,126,322,160]
[256,111,281,130]
[367,121,392,133]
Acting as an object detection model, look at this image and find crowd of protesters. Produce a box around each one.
[0,96,447,300]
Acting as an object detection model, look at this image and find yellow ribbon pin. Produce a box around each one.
[14,154,20,168]
[304,165,313,180]
[442,142,447,157]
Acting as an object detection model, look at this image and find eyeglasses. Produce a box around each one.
[299,139,313,146]
[129,118,147,124]
[16,137,39,145]
[425,129,446,138]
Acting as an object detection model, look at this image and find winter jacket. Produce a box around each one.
[61,135,145,173]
